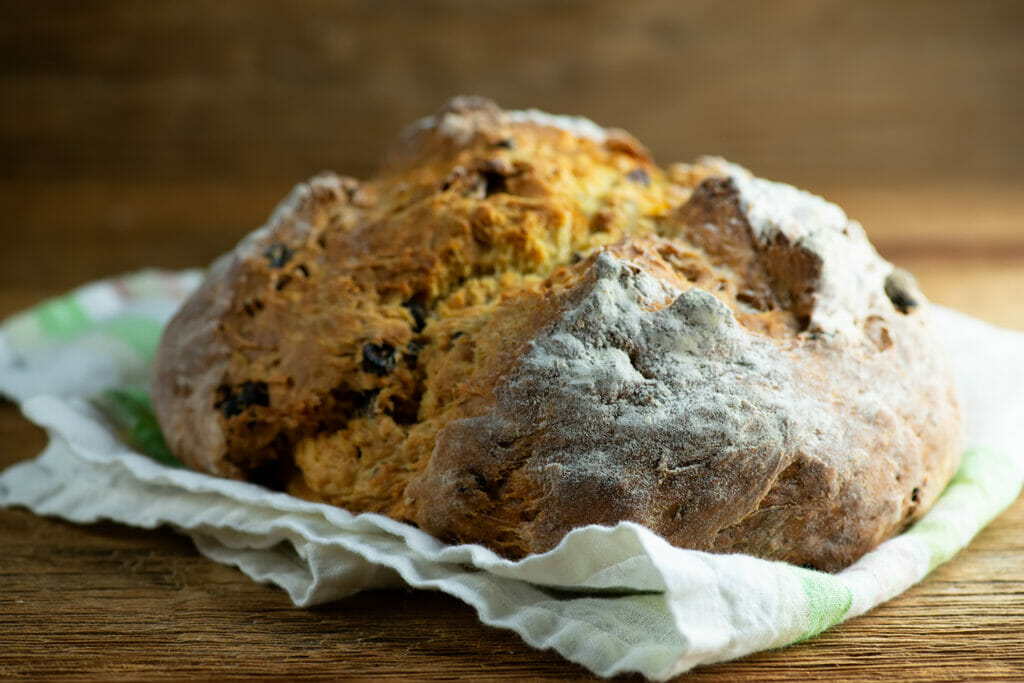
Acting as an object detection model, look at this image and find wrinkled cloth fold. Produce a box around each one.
[1,271,1021,679]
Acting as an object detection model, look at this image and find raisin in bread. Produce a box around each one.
[151,97,961,571]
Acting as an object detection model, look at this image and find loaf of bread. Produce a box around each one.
[152,97,961,571]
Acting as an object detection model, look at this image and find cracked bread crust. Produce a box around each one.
[151,97,961,571]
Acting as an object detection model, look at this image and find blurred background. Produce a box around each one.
[2,0,1022,325]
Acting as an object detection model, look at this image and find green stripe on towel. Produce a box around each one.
[99,316,164,360]
[790,565,853,642]
[92,388,182,467]
[35,295,92,340]
[904,447,1023,572]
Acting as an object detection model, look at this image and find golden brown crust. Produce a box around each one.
[151,97,961,570]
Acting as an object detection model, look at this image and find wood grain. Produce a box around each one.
[1,1,1022,679]
[1,0,1021,187]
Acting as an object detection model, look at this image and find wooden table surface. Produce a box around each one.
[3,2,1023,679]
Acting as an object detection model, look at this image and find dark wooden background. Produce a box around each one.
[2,1,1023,680]
[2,0,1022,297]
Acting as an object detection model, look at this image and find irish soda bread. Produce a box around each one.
[152,97,961,571]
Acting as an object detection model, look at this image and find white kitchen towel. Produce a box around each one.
[1,271,1021,680]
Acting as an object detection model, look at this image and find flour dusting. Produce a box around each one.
[412,101,610,145]
[505,109,609,142]
[422,251,838,545]
[703,158,895,340]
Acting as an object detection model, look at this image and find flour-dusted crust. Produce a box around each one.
[151,97,961,571]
